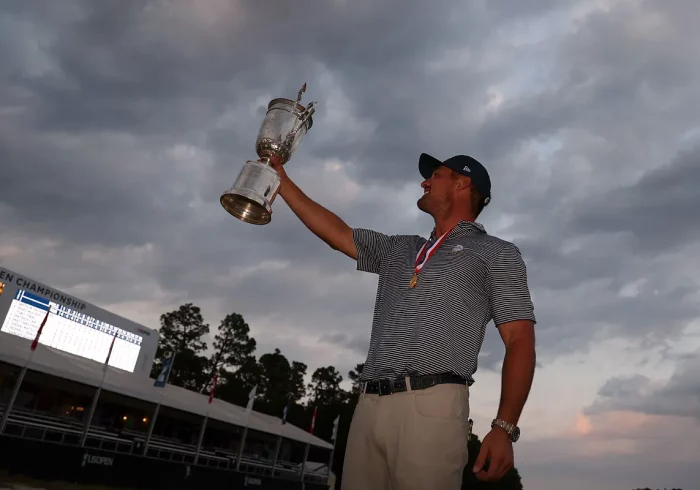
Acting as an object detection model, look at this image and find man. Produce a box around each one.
[271,153,536,490]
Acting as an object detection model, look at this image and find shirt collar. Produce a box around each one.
[429,220,486,241]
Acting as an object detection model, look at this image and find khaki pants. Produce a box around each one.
[341,381,470,490]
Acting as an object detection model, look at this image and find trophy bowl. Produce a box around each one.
[220,85,316,225]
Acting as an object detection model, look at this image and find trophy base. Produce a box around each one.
[220,191,272,225]
[220,159,281,225]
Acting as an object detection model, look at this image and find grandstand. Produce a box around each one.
[0,267,334,489]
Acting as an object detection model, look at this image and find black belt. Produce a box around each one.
[362,372,467,396]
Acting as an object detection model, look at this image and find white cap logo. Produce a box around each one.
[462,165,470,172]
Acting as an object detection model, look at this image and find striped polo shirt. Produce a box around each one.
[353,220,536,385]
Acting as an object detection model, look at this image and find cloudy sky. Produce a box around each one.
[1,0,699,488]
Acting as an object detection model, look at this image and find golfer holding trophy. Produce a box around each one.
[221,84,537,490]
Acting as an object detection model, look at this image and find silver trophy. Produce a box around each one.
[220,83,316,225]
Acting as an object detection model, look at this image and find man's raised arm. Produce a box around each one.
[273,162,357,260]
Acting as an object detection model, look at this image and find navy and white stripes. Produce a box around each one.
[353,220,536,385]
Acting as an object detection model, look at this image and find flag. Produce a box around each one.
[331,414,340,441]
[154,354,175,388]
[102,335,116,373]
[245,385,257,414]
[208,372,219,404]
[30,307,50,351]
[310,406,318,434]
[281,396,291,424]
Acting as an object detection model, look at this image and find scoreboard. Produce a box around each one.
[0,267,158,376]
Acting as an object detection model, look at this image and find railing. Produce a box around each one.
[0,407,327,484]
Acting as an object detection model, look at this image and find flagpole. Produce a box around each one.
[0,307,50,435]
[236,384,257,471]
[327,441,336,486]
[143,352,176,455]
[80,334,117,447]
[327,415,340,485]
[272,395,290,474]
[300,405,318,481]
[271,434,283,474]
[193,415,208,464]
[235,424,248,471]
[142,403,160,454]
[300,442,310,481]
[194,372,218,465]
[0,353,33,434]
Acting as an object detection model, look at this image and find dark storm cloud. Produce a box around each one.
[6,0,588,186]
[0,129,185,247]
[504,145,700,354]
[569,146,700,251]
[319,332,369,360]
[13,0,481,137]
[477,0,700,213]
[585,348,700,422]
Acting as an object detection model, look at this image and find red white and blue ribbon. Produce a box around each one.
[410,226,455,287]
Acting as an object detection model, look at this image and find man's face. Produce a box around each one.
[417,166,457,215]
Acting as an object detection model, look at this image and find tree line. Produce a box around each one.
[150,303,525,489]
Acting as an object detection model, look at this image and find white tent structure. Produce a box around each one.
[0,332,332,450]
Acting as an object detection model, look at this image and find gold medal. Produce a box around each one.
[409,273,418,289]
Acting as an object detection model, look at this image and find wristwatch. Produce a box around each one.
[491,418,520,442]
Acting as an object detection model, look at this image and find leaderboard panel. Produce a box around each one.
[1,289,143,373]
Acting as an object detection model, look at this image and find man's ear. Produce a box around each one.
[455,175,472,192]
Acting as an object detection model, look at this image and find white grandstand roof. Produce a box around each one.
[0,333,332,450]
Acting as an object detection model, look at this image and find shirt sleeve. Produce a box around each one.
[486,243,537,327]
[352,228,400,275]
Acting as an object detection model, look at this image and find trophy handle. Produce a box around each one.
[284,101,317,147]
[297,83,307,104]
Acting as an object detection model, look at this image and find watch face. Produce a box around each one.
[511,427,521,442]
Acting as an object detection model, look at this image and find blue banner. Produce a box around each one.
[154,355,174,388]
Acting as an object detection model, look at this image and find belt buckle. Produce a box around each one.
[378,379,393,396]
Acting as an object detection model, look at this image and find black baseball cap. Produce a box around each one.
[419,153,492,204]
